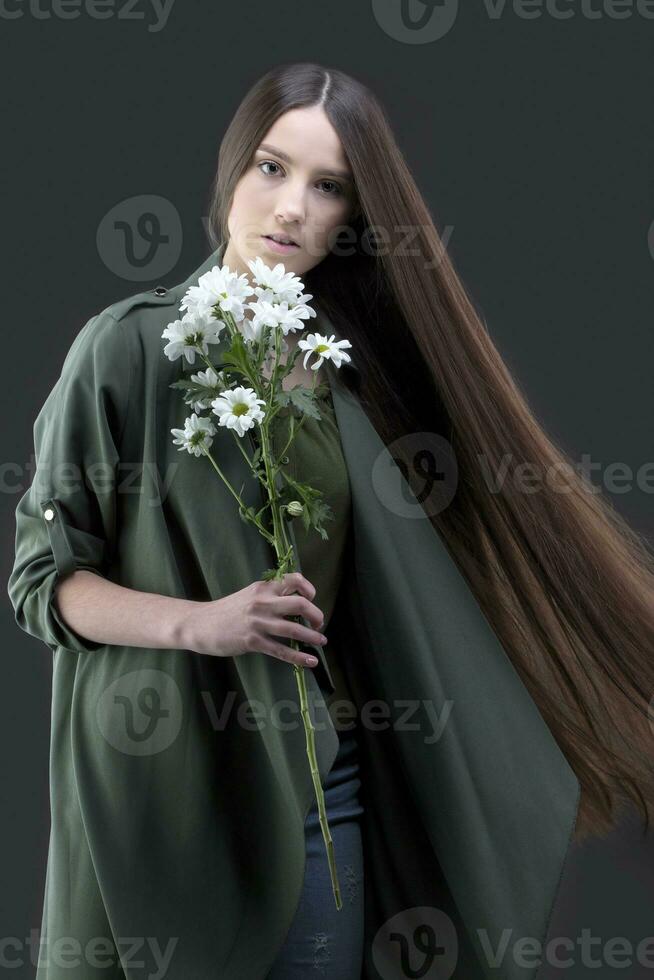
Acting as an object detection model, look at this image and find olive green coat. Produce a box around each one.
[7,244,580,979]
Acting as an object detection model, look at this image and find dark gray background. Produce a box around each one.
[1,1,653,976]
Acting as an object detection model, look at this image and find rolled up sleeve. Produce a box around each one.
[7,310,132,653]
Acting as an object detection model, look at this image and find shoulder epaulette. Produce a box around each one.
[100,284,180,323]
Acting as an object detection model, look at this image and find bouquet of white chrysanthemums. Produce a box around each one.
[161,256,352,910]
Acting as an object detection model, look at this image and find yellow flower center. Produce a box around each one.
[314,344,329,354]
[232,403,249,417]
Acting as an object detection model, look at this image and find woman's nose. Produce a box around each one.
[275,186,306,223]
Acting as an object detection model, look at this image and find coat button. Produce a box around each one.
[154,286,167,296]
[43,507,55,521]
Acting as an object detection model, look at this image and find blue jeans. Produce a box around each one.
[265,725,365,979]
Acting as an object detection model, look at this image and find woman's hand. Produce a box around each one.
[179,572,327,667]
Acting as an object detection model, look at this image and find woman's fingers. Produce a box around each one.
[271,593,325,629]
[260,617,327,648]
[259,635,319,667]
[274,572,315,601]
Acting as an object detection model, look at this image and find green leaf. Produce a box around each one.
[307,498,335,536]
[276,471,335,540]
[275,385,324,420]
[169,375,226,408]
[220,332,257,381]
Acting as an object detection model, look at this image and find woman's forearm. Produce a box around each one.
[53,570,196,651]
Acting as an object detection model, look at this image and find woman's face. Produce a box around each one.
[223,106,359,281]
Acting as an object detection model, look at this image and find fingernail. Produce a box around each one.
[305,656,318,667]
[320,635,328,644]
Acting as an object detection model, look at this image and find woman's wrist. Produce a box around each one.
[167,597,202,651]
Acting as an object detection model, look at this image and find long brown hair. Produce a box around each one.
[206,61,654,842]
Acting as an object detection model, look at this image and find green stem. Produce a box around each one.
[257,331,342,911]
[196,325,342,910]
[292,654,343,911]
[202,447,275,547]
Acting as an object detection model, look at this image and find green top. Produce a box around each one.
[271,385,353,708]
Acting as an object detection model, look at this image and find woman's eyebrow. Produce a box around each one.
[257,142,353,182]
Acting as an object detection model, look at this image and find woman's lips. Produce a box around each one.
[262,235,300,254]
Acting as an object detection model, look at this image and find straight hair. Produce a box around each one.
[206,61,654,842]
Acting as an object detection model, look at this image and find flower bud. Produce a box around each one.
[286,500,304,518]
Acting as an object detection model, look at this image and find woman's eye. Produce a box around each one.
[257,161,342,196]
[318,179,342,196]
[258,161,281,177]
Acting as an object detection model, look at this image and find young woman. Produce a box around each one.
[8,62,654,980]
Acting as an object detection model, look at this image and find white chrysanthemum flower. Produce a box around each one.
[247,257,305,304]
[251,284,306,307]
[245,300,285,340]
[180,265,253,323]
[162,312,224,365]
[245,298,317,339]
[211,386,266,438]
[297,333,353,370]
[189,366,223,412]
[277,300,317,335]
[170,413,216,457]
[238,314,267,345]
